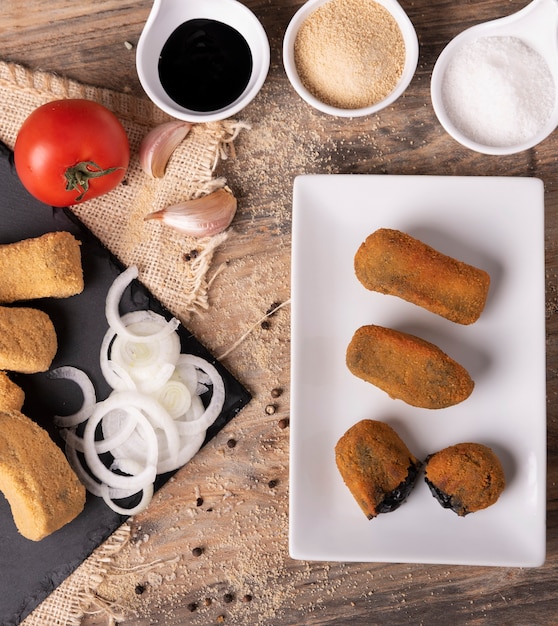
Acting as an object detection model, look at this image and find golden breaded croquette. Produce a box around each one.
[354,228,490,325]
[346,325,474,409]
[0,371,25,411]
[0,409,86,540]
[335,419,421,519]
[424,442,505,516]
[0,306,57,373]
[0,231,83,303]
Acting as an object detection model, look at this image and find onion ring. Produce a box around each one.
[105,266,180,342]
[174,355,225,435]
[48,366,97,427]
[82,399,158,490]
[100,482,154,515]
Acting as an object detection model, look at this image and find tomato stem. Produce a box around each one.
[65,161,121,202]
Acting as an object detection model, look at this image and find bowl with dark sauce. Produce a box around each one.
[137,0,270,122]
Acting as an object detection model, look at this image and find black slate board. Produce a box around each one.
[0,141,251,625]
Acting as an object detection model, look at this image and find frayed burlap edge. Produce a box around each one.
[0,60,250,320]
[21,523,132,626]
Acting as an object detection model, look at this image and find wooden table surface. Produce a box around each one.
[3,0,558,624]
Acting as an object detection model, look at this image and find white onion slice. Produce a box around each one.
[175,359,200,395]
[155,379,192,419]
[97,407,147,454]
[102,312,181,393]
[64,442,103,497]
[174,355,225,435]
[98,390,180,469]
[157,431,206,474]
[105,266,180,342]
[48,366,97,427]
[181,393,205,422]
[82,399,158,490]
[102,408,157,469]
[111,318,181,369]
[100,482,154,516]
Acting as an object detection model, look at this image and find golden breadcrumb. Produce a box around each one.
[0,231,83,303]
[0,371,25,411]
[0,410,85,540]
[0,306,57,373]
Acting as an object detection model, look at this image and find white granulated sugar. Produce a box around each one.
[442,36,555,147]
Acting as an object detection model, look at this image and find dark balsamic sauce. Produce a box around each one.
[158,18,253,112]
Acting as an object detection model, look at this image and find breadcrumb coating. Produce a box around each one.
[346,324,474,408]
[354,228,490,325]
[335,419,421,519]
[0,410,85,540]
[0,306,57,373]
[0,231,83,303]
[0,371,24,411]
[424,442,505,515]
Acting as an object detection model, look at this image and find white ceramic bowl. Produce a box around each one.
[282,0,419,117]
[136,0,270,123]
[430,0,558,155]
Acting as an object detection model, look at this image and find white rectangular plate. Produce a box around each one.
[289,175,546,566]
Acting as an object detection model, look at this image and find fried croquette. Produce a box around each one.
[346,325,474,409]
[0,231,83,303]
[424,442,505,516]
[354,228,490,325]
[0,371,25,411]
[335,419,421,519]
[0,409,86,540]
[0,306,57,373]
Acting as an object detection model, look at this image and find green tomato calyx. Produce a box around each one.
[65,161,121,202]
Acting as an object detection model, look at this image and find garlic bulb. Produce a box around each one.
[144,188,237,238]
[139,121,192,178]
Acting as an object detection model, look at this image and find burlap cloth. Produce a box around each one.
[0,60,246,625]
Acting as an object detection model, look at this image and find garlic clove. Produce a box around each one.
[144,187,237,238]
[139,120,192,178]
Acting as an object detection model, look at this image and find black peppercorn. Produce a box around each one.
[192,546,204,557]
[267,302,282,316]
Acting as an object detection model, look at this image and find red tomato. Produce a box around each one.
[14,99,130,207]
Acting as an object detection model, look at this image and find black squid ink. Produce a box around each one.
[158,18,253,112]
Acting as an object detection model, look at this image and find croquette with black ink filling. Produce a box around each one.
[335,419,421,519]
[424,442,505,516]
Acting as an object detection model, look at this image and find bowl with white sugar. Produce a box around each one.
[282,0,419,117]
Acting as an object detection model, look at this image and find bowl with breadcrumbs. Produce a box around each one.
[283,0,418,117]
